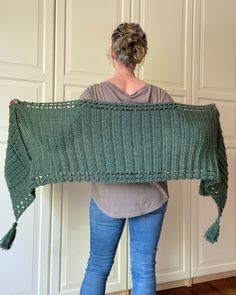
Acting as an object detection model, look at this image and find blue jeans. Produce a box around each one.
[80,196,168,295]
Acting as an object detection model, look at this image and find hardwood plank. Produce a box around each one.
[158,276,236,295]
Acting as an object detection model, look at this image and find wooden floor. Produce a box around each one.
[158,276,236,295]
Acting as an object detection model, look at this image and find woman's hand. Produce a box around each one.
[9,99,20,105]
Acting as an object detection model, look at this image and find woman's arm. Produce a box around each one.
[79,85,97,100]
[162,90,175,103]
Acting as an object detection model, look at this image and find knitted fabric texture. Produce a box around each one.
[1,99,228,250]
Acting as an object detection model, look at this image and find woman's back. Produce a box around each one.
[79,80,174,218]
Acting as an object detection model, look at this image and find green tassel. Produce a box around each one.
[0,222,18,250]
[204,217,220,244]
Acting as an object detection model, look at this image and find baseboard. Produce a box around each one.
[192,270,236,284]
[108,270,236,294]
[156,270,236,291]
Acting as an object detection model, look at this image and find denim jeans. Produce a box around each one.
[80,196,168,295]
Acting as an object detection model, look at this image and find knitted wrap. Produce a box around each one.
[0,99,228,250]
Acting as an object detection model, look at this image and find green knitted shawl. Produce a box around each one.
[0,99,228,250]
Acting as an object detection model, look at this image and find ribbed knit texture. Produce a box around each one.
[0,99,228,249]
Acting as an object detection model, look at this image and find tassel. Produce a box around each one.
[204,217,220,244]
[0,222,18,250]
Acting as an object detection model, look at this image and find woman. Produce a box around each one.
[79,23,174,295]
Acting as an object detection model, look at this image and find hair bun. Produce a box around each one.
[111,22,148,67]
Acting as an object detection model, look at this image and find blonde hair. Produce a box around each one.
[110,22,148,68]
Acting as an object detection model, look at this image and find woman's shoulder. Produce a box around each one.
[151,84,175,103]
[79,84,98,100]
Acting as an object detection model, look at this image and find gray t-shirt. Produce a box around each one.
[79,81,174,218]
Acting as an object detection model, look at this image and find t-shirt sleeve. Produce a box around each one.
[79,85,96,100]
[161,90,175,103]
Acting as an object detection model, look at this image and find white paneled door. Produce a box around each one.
[0,0,55,294]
